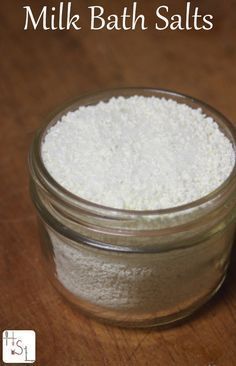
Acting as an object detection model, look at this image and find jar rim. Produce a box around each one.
[29,87,236,219]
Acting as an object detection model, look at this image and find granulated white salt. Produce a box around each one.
[42,96,235,210]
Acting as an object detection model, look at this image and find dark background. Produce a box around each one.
[0,1,236,365]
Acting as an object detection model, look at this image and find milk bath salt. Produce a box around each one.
[36,93,236,324]
[42,96,234,210]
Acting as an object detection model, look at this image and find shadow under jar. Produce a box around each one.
[29,88,236,327]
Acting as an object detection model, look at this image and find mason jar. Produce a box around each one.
[28,88,236,327]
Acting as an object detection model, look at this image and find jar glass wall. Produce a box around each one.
[29,89,236,327]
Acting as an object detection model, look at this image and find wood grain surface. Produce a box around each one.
[1,1,236,365]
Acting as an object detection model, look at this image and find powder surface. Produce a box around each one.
[42,96,235,210]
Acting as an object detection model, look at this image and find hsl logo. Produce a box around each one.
[2,330,36,364]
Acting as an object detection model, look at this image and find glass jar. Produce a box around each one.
[29,88,236,327]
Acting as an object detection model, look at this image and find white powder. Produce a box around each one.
[42,96,235,210]
[47,223,234,315]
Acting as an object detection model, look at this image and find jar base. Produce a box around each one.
[52,274,226,328]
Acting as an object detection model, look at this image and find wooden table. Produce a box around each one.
[1,1,236,365]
